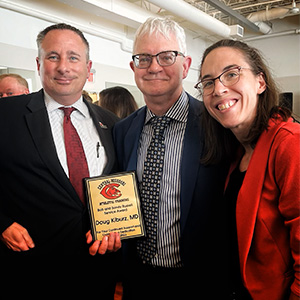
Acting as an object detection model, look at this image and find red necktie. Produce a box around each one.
[60,107,89,205]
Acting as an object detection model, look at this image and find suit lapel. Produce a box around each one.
[85,100,117,175]
[124,108,146,171]
[25,90,81,205]
[180,96,204,232]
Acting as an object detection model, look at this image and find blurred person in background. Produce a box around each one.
[0,73,29,98]
[99,86,138,119]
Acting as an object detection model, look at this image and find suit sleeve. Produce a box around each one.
[0,205,14,234]
[274,125,300,297]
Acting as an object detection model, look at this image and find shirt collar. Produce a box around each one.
[145,90,189,125]
[44,91,89,118]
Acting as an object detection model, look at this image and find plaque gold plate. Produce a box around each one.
[85,171,145,240]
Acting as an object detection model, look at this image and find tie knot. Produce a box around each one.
[151,116,171,132]
[60,107,76,118]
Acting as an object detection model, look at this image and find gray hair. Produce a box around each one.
[133,17,187,55]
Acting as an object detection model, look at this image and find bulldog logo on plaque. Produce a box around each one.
[85,171,145,240]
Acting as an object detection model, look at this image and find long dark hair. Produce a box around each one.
[99,86,138,119]
[199,39,291,165]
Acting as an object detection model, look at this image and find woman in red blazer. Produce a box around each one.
[195,39,299,299]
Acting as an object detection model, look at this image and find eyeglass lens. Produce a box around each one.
[198,68,241,96]
[134,51,177,68]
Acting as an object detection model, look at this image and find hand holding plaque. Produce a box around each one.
[85,171,145,240]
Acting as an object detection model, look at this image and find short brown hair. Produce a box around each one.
[0,73,29,89]
[36,23,90,60]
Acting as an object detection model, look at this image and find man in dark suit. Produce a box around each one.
[112,17,228,299]
[0,23,121,262]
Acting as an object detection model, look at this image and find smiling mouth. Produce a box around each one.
[55,78,73,84]
[143,77,168,81]
[217,100,237,111]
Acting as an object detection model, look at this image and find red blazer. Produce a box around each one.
[225,117,300,299]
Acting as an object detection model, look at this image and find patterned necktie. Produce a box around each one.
[137,115,171,263]
[60,107,89,205]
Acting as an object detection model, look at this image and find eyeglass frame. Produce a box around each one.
[132,50,185,69]
[194,66,251,96]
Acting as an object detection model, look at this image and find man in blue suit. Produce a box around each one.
[114,18,228,299]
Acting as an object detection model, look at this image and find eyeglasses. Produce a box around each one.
[194,66,250,96]
[132,50,185,69]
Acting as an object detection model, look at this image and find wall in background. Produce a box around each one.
[0,3,206,106]
[245,17,300,115]
[0,2,299,114]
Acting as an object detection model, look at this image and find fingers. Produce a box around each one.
[1,222,35,252]
[86,230,93,244]
[22,229,35,249]
[88,240,101,256]
[87,232,122,256]
[111,232,121,251]
[99,232,122,254]
[98,235,109,255]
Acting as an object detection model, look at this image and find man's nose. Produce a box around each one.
[57,58,70,74]
[148,57,163,73]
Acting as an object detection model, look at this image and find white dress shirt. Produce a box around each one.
[44,92,107,178]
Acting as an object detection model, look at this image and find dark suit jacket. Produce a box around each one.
[0,89,119,256]
[113,94,228,277]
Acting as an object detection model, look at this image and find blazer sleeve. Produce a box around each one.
[274,125,300,296]
[0,210,14,234]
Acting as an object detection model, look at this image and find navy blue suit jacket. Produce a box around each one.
[113,93,228,270]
